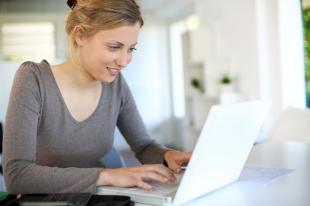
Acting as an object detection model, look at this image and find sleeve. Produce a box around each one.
[116,75,172,164]
[3,62,102,194]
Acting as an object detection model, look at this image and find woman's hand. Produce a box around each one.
[164,150,192,174]
[97,164,176,190]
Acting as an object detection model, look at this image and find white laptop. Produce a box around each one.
[97,100,271,206]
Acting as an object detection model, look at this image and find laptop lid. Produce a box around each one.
[173,100,270,205]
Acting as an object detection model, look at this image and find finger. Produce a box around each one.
[168,161,182,174]
[178,158,189,167]
[139,165,172,177]
[140,171,170,183]
[144,164,176,181]
[177,152,191,163]
[172,152,192,172]
[136,180,152,190]
[182,152,192,162]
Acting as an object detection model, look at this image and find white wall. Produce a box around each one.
[116,21,174,148]
[0,61,20,123]
[124,22,172,130]
[197,0,261,100]
[195,0,306,141]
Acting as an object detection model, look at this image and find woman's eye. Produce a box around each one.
[108,46,120,51]
[107,45,137,53]
[129,47,137,53]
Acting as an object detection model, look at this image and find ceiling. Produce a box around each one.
[137,0,195,22]
[0,0,195,23]
[1,0,309,20]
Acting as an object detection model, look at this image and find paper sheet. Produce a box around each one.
[238,165,295,184]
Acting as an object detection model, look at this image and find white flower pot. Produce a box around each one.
[220,83,236,94]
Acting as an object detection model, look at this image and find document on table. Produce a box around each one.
[238,165,295,184]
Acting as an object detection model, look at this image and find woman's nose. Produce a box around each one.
[116,51,130,67]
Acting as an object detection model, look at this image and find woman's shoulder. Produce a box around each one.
[14,60,51,88]
[17,59,50,74]
[110,73,131,93]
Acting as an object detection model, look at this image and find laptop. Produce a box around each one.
[97,100,271,206]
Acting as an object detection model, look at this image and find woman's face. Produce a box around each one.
[76,23,140,83]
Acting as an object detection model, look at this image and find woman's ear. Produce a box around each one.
[74,25,87,46]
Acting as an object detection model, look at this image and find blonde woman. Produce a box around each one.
[3,0,191,194]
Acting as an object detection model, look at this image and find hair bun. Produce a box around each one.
[67,0,77,9]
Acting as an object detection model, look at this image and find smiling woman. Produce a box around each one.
[2,0,191,194]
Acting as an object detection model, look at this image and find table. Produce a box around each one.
[137,141,310,206]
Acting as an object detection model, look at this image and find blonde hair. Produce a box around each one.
[66,0,143,54]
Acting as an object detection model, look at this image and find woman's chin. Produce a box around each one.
[98,76,117,83]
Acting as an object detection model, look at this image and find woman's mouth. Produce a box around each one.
[106,67,120,76]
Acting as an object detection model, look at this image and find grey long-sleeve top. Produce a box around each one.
[3,60,169,194]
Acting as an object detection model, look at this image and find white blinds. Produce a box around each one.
[1,22,56,61]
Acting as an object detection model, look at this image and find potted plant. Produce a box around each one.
[191,77,204,93]
[219,73,235,93]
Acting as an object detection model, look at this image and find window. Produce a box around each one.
[1,22,56,61]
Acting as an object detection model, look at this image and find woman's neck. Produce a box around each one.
[58,58,100,89]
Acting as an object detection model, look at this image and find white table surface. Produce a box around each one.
[136,141,310,206]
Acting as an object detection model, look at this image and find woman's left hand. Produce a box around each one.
[164,150,192,173]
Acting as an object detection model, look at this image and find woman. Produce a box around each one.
[3,0,191,194]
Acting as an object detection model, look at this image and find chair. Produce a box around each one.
[269,107,310,142]
[0,122,5,191]
[101,147,125,168]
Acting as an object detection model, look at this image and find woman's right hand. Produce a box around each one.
[96,164,176,190]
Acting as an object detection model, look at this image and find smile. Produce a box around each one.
[106,67,120,76]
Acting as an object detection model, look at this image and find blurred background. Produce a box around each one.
[0,0,309,155]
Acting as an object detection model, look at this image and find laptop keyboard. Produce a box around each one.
[149,181,179,193]
[43,193,92,206]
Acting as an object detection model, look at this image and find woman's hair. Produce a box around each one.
[66,0,144,52]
